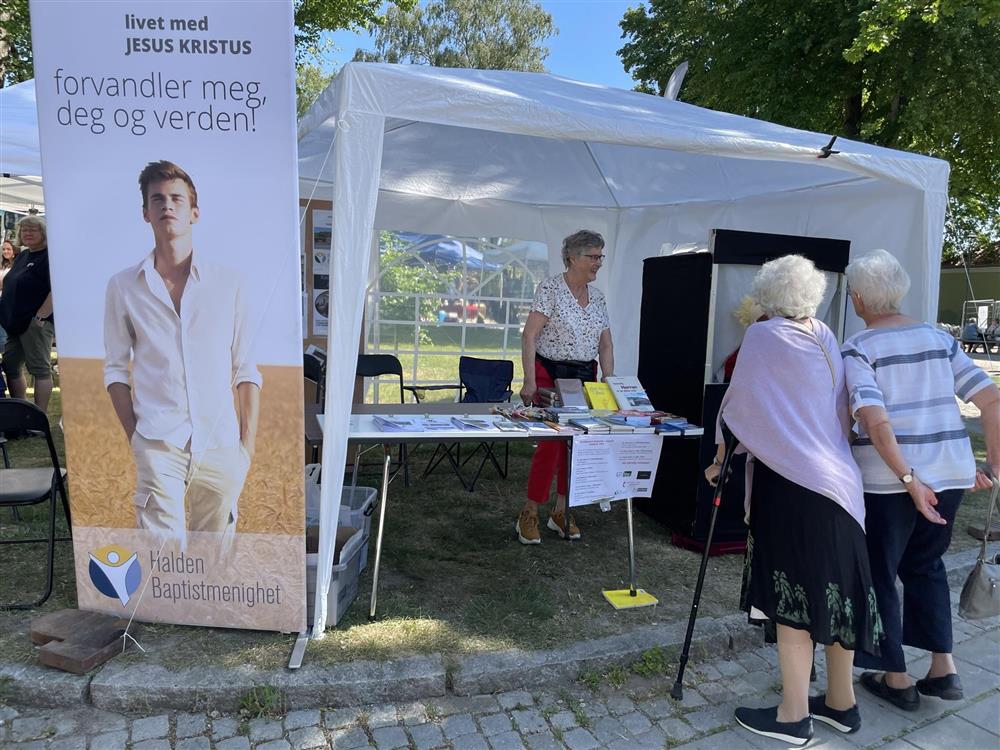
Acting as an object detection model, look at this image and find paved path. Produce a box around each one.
[2,592,998,750]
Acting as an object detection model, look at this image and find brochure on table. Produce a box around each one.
[568,434,664,508]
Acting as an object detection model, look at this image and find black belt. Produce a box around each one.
[535,353,596,382]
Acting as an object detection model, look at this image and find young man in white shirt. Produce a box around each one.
[104,160,262,546]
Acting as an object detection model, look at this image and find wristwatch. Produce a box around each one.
[899,469,915,485]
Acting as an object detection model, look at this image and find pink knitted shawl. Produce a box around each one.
[717,317,866,530]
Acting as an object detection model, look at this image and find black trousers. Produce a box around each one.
[855,489,963,672]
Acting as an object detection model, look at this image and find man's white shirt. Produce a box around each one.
[104,251,262,452]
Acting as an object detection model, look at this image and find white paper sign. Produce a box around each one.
[569,434,663,508]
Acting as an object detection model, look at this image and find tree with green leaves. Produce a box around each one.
[296,63,335,117]
[0,0,32,87]
[353,0,555,71]
[618,1,1000,262]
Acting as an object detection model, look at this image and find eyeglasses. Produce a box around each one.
[581,254,606,263]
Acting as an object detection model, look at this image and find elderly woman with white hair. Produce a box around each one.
[705,255,880,746]
[843,249,1000,711]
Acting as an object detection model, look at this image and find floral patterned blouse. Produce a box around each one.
[531,273,610,362]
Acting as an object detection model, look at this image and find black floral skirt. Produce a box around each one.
[740,460,883,656]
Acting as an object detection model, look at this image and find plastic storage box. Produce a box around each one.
[340,485,376,573]
[304,464,376,574]
[305,525,363,626]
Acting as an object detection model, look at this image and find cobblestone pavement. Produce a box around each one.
[2,613,998,750]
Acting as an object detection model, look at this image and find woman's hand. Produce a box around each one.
[908,479,947,525]
[704,462,721,487]
[519,380,537,406]
[974,464,998,491]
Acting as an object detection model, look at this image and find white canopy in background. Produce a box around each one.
[298,62,950,634]
[0,80,45,214]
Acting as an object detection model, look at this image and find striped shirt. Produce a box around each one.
[842,323,992,493]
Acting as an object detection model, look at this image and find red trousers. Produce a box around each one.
[525,358,595,504]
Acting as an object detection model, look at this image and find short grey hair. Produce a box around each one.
[751,254,827,320]
[15,215,47,247]
[845,249,910,315]
[561,229,604,268]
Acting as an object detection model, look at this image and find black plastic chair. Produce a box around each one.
[304,351,326,405]
[424,356,514,491]
[0,399,71,609]
[356,354,418,486]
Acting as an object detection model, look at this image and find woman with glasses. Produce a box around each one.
[0,216,55,411]
[516,229,614,544]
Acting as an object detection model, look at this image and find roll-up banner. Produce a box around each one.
[30,0,306,632]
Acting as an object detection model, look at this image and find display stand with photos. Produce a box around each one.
[300,199,333,348]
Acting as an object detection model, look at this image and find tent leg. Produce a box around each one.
[288,630,310,669]
[626,498,638,597]
[368,445,392,621]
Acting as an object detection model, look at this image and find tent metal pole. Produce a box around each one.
[368,445,393,620]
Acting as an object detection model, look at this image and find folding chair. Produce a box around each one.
[355,354,418,486]
[424,356,514,491]
[304,351,326,405]
[0,399,72,609]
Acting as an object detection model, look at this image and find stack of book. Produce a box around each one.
[654,418,704,436]
[516,420,560,435]
[568,416,611,434]
[583,381,619,411]
[542,406,591,424]
[555,378,589,408]
[535,387,561,407]
[605,376,657,413]
[597,415,656,433]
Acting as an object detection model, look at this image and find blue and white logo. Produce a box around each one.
[88,544,142,606]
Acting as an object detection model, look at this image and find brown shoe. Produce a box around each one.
[548,512,581,540]
[516,508,541,545]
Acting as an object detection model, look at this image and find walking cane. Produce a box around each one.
[671,419,740,701]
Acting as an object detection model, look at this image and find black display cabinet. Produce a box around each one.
[636,229,851,553]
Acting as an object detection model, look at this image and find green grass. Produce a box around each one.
[238,685,286,719]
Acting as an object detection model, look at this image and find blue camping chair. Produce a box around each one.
[423,356,514,491]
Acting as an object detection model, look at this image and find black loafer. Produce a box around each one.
[916,673,964,700]
[859,671,920,711]
[809,694,861,733]
[735,706,813,746]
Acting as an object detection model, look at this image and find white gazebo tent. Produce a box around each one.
[0,80,45,214]
[297,62,949,634]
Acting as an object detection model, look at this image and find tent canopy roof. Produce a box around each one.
[297,63,949,210]
[0,80,45,213]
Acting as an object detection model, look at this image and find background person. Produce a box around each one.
[842,249,1000,710]
[706,255,880,746]
[517,229,614,544]
[0,217,55,412]
[0,239,22,355]
[961,317,984,353]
